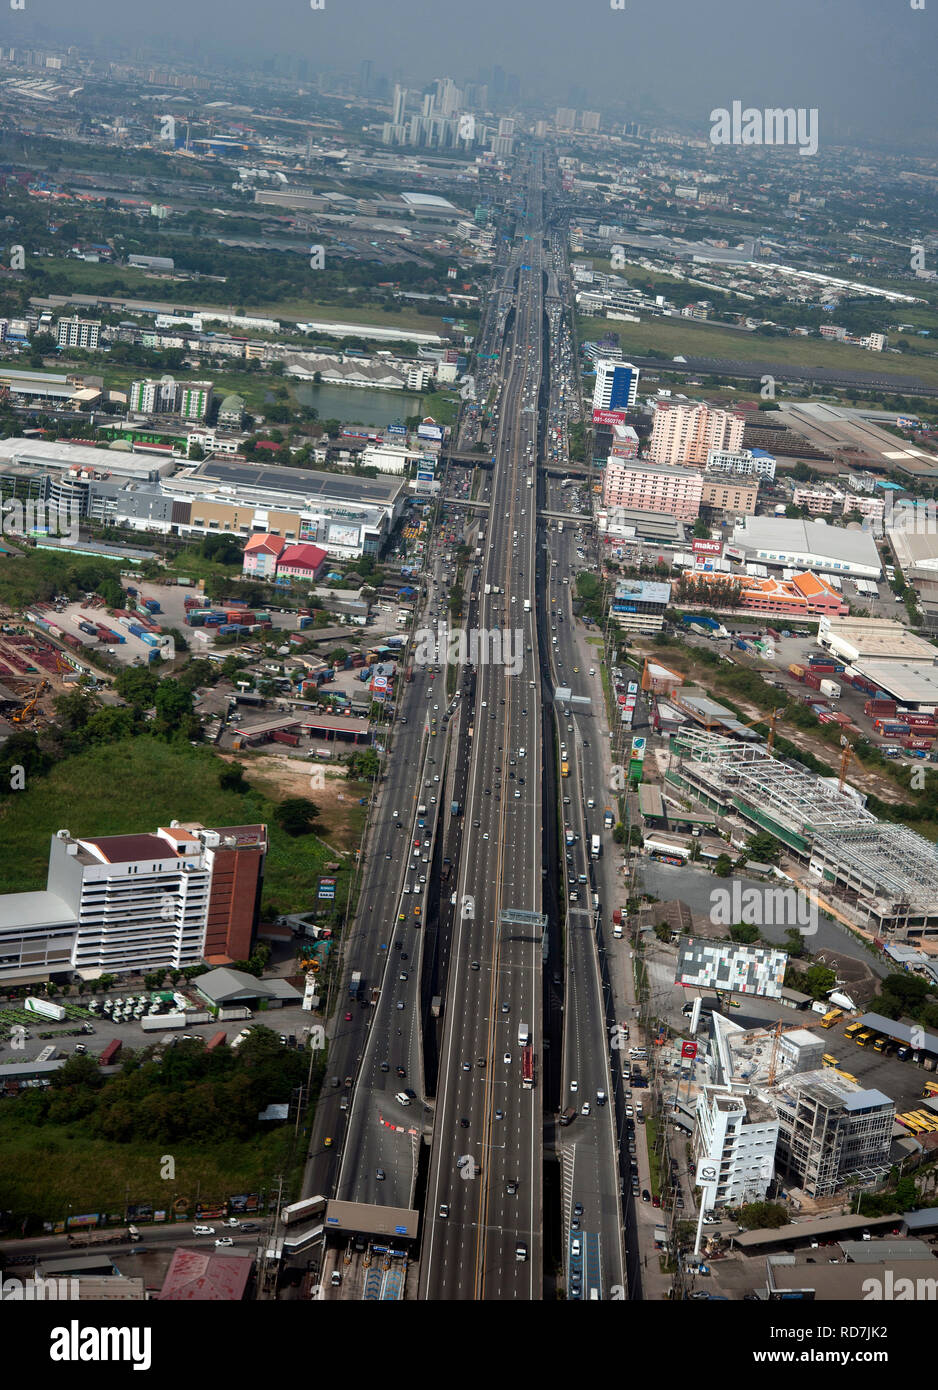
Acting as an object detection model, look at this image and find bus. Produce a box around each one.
[910,1111,938,1132]
[844,1021,865,1040]
[822,1054,840,1069]
[522,1045,534,1089]
[872,1036,887,1052]
[923,1081,938,1098]
[820,1009,843,1029]
[834,1070,858,1084]
[854,1030,873,1047]
[898,1114,925,1134]
[281,1195,327,1228]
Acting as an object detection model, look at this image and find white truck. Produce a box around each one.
[517,1022,530,1047]
[523,599,531,613]
[140,1012,186,1032]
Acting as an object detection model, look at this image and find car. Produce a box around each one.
[439,1203,450,1218]
[460,1116,470,1128]
[344,1011,352,1021]
[581,1102,591,1115]
[570,1079,578,1091]
[462,1061,471,1071]
[507,1179,518,1195]
[192,1226,215,1236]
[215,1237,235,1247]
[323,1136,333,1148]
[471,961,480,971]
[495,1108,504,1120]
[396,1066,406,1078]
[503,1052,512,1064]
[501,1002,510,1014]
[376,1168,386,1181]
[241,1222,258,1231]
[642,1190,650,1203]
[399,972,408,981]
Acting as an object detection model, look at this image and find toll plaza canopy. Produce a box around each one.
[325,1200,419,1240]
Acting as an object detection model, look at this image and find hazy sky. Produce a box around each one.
[15,0,938,149]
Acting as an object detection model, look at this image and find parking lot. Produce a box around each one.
[821,1018,936,1114]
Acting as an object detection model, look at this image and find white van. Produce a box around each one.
[394,1091,411,1106]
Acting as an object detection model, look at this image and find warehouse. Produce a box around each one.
[730,516,882,578]
[848,661,938,713]
[816,615,938,666]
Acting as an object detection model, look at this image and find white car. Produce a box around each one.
[570,1080,578,1092]
[503,1052,512,1065]
[581,1101,591,1116]
[192,1225,215,1236]
[214,1237,235,1247]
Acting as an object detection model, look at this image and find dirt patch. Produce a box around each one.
[218,750,367,852]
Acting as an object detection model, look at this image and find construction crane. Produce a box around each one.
[838,735,855,793]
[738,706,786,750]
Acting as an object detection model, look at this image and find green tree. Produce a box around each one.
[714,854,733,878]
[275,797,320,836]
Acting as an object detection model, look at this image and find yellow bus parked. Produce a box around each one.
[855,1030,873,1047]
[822,1054,840,1068]
[844,1022,864,1040]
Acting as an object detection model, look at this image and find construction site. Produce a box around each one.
[0,624,84,734]
[664,727,938,942]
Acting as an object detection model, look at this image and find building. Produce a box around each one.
[770,1069,893,1198]
[157,1248,253,1301]
[242,532,287,579]
[56,316,101,351]
[706,447,776,480]
[730,516,882,579]
[275,542,328,584]
[610,579,672,634]
[694,1085,779,1207]
[609,424,640,459]
[360,443,420,475]
[681,568,847,617]
[592,359,640,413]
[699,475,759,516]
[816,616,937,666]
[129,378,213,420]
[603,459,702,522]
[0,823,267,984]
[217,393,246,429]
[793,485,844,515]
[648,401,745,468]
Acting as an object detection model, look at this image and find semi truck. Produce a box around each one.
[590,834,601,858]
[140,1012,186,1032]
[349,970,362,1000]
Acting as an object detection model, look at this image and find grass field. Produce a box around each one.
[578,312,938,389]
[0,1113,296,1223]
[0,737,351,915]
[246,298,460,336]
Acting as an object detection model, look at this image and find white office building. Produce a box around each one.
[694,1084,779,1207]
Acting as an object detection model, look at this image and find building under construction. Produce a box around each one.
[666,728,938,941]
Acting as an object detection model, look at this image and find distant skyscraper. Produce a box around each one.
[359,59,373,95]
[580,111,600,133]
[422,92,435,118]
[392,83,407,125]
[555,107,576,131]
[498,116,515,138]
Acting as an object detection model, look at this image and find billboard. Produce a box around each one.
[681,1041,698,1060]
[676,939,788,999]
[417,423,443,442]
[327,523,361,548]
[387,424,407,436]
[592,408,628,427]
[628,734,646,784]
[318,877,337,901]
[630,736,646,762]
[692,539,723,557]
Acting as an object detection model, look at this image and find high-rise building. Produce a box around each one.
[555,107,576,131]
[592,358,640,412]
[56,316,101,351]
[0,822,269,982]
[771,1069,893,1198]
[602,459,702,521]
[498,116,515,138]
[392,83,407,125]
[580,110,600,133]
[128,378,213,420]
[648,401,745,467]
[694,1085,779,1207]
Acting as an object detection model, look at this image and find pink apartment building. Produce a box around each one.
[648,401,746,467]
[602,459,702,521]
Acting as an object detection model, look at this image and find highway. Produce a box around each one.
[421,154,547,1300]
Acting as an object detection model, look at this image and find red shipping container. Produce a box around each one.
[804,671,822,690]
[271,729,300,746]
[865,698,897,716]
[904,713,937,728]
[904,736,933,750]
[818,712,839,724]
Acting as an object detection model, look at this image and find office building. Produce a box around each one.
[592,358,640,413]
[392,83,407,125]
[555,107,576,130]
[700,475,759,515]
[603,459,701,521]
[706,447,776,481]
[610,579,672,634]
[580,110,600,133]
[0,823,267,984]
[56,316,101,351]
[770,1069,893,1198]
[648,401,745,467]
[694,1085,779,1207]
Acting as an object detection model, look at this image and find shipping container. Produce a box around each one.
[903,712,937,728]
[272,729,300,747]
[99,1038,122,1066]
[788,663,805,680]
[206,1031,228,1052]
[865,698,897,717]
[803,671,823,691]
[819,680,841,699]
[904,735,934,750]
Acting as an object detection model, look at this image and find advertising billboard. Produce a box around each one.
[387,424,407,436]
[692,539,723,557]
[592,408,628,427]
[676,939,788,999]
[417,423,444,442]
[327,523,361,548]
[628,734,646,784]
[318,877,337,901]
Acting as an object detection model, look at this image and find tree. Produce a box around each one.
[275,797,320,836]
[219,762,248,792]
[714,854,733,877]
[54,688,95,733]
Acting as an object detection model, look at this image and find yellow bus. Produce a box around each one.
[922,1080,938,1098]
[872,1037,887,1052]
[844,1021,864,1040]
[821,1009,843,1029]
[822,1054,840,1068]
[854,1030,873,1047]
[898,1114,926,1134]
[834,1070,858,1084]
[910,1111,938,1132]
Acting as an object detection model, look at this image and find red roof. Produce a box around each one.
[157,1249,253,1301]
[279,543,327,573]
[81,834,180,863]
[244,533,287,557]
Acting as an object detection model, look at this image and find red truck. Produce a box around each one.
[99,1038,122,1067]
[272,729,300,747]
[206,1030,227,1052]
